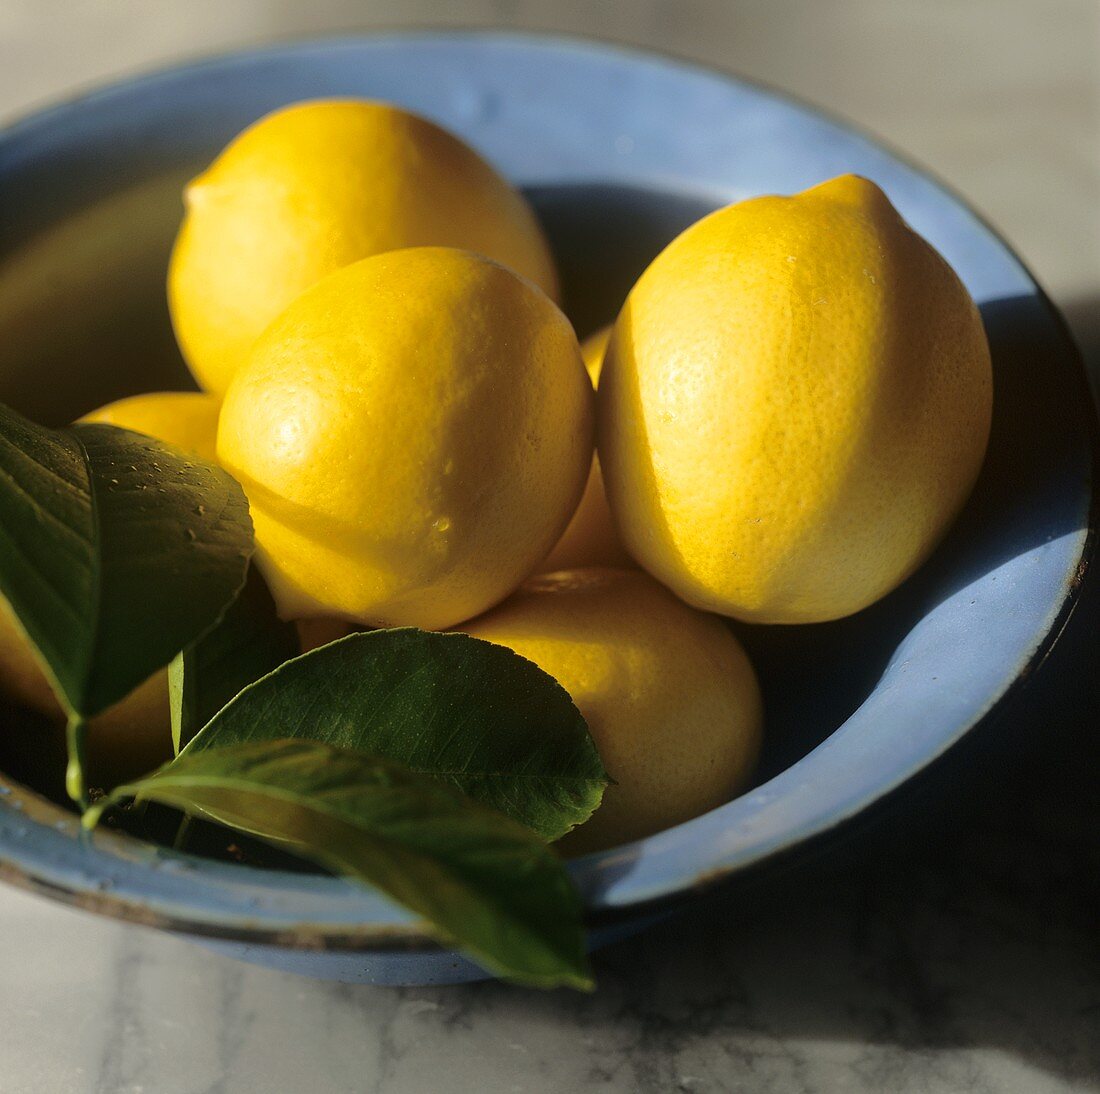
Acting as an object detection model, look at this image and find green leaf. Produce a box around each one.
[0,404,252,801]
[85,739,592,989]
[184,629,606,842]
[170,566,298,755]
[0,407,252,716]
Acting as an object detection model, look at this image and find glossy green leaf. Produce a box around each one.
[0,406,252,717]
[184,629,607,841]
[170,566,298,755]
[85,739,592,989]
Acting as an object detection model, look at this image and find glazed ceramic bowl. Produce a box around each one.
[0,33,1094,985]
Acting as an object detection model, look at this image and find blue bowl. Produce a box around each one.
[0,32,1094,985]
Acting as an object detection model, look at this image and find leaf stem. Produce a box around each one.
[65,713,89,810]
[172,813,193,851]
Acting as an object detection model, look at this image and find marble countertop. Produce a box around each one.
[1,2,1097,1091]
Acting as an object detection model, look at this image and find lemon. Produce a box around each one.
[169,99,559,394]
[0,391,223,785]
[542,326,633,571]
[217,247,594,631]
[599,174,993,623]
[0,598,349,787]
[79,390,220,462]
[0,600,171,787]
[462,568,762,854]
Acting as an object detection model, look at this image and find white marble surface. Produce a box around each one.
[1,2,1098,1092]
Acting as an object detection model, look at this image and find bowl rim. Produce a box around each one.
[0,28,1095,953]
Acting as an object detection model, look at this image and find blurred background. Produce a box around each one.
[0,3,1097,1092]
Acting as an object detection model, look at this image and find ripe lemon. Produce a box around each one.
[0,600,171,786]
[168,99,559,394]
[599,174,993,623]
[0,598,347,787]
[542,326,633,572]
[217,247,594,631]
[463,568,762,854]
[79,390,220,462]
[0,391,223,785]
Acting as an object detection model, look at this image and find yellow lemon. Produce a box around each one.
[0,600,171,787]
[169,99,559,394]
[542,326,634,572]
[599,174,993,623]
[0,600,352,787]
[217,247,594,631]
[3,385,222,786]
[79,390,220,462]
[462,568,762,854]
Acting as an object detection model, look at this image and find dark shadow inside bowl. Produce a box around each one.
[526,182,721,338]
[0,172,197,425]
[0,174,1091,862]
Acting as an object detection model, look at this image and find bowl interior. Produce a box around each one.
[0,34,1092,931]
